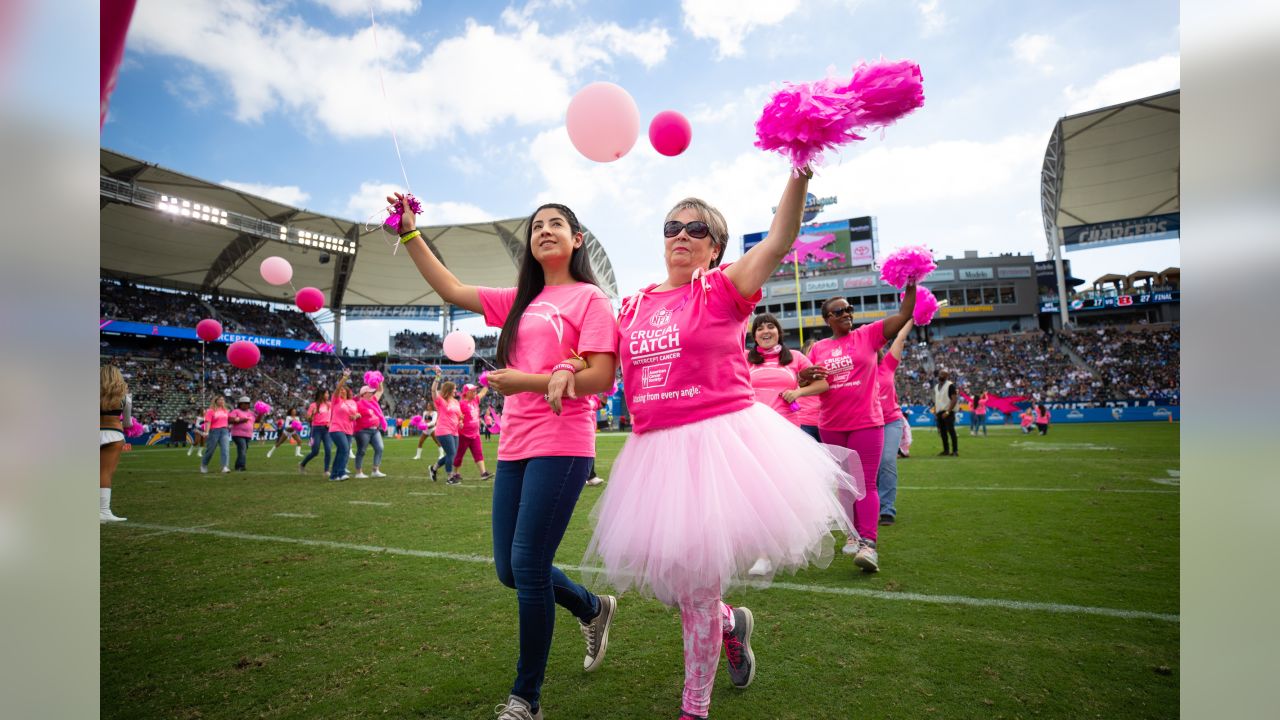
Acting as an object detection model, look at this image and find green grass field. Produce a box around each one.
[102,423,1179,719]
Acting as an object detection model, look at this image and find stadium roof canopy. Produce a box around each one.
[100,148,618,314]
[1040,90,1180,254]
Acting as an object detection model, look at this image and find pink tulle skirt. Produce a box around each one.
[581,403,863,605]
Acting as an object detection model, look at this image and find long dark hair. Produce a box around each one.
[496,203,600,368]
[747,313,794,366]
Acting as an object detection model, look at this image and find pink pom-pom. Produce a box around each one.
[123,417,145,438]
[788,400,802,412]
[410,414,423,426]
[364,370,384,389]
[837,60,925,129]
[384,195,423,231]
[478,371,489,388]
[879,245,937,288]
[903,285,940,326]
[291,420,303,432]
[253,401,272,416]
[755,59,925,171]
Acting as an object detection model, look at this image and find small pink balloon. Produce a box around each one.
[442,331,476,362]
[196,318,223,342]
[226,340,261,369]
[565,82,641,163]
[260,256,293,286]
[648,110,692,156]
[295,286,325,313]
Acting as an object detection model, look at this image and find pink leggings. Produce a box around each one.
[454,433,484,464]
[819,426,884,542]
[678,589,734,717]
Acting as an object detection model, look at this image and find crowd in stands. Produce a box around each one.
[928,332,1090,403]
[101,279,318,341]
[1065,325,1180,401]
[391,330,498,359]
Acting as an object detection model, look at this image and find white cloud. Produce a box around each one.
[681,0,801,59]
[311,0,419,17]
[222,180,311,207]
[1012,32,1055,74]
[917,0,948,37]
[128,0,671,148]
[1064,54,1180,112]
[342,181,492,225]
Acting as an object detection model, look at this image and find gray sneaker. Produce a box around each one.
[494,694,543,720]
[723,606,755,688]
[580,594,616,672]
[854,539,880,573]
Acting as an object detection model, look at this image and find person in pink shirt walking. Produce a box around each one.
[396,194,619,720]
[582,171,859,720]
[452,383,493,481]
[747,312,820,442]
[300,388,332,475]
[327,371,360,481]
[227,396,262,472]
[791,287,917,573]
[199,395,231,474]
[352,385,388,478]
[429,372,463,484]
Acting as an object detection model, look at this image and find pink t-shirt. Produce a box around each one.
[328,398,359,435]
[433,394,462,437]
[228,408,256,438]
[479,282,616,460]
[808,320,887,432]
[204,407,229,430]
[356,397,383,432]
[1020,410,1035,427]
[459,398,481,438]
[877,353,905,424]
[748,346,813,426]
[618,267,761,434]
[975,396,988,416]
[307,401,331,426]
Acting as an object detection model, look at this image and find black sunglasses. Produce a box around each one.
[663,220,711,239]
[827,306,855,317]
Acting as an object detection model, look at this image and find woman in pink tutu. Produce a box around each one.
[582,170,859,720]
[790,289,917,573]
[396,194,619,720]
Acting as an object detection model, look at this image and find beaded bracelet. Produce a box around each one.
[399,229,422,244]
[551,362,577,375]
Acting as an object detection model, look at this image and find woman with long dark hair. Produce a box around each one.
[396,194,619,720]
[746,313,819,440]
[300,388,332,475]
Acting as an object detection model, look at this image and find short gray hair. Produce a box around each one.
[665,197,729,268]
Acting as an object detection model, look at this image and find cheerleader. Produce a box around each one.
[99,366,131,522]
[266,407,303,458]
[412,407,440,460]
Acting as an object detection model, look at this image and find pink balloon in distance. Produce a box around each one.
[565,82,640,163]
[196,318,223,342]
[295,286,325,313]
[648,110,692,156]
[442,331,476,362]
[226,340,261,369]
[259,256,293,286]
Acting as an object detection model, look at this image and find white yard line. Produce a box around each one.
[115,523,1179,623]
[273,512,319,518]
[348,501,392,507]
[902,486,1177,494]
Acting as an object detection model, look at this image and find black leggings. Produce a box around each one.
[937,412,958,453]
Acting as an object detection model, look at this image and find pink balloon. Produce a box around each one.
[442,331,475,362]
[260,256,293,286]
[196,318,223,342]
[565,82,640,163]
[226,340,261,369]
[295,286,325,313]
[648,110,692,156]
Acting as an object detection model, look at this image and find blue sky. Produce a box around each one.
[102,0,1180,351]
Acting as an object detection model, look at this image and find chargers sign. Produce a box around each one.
[1062,212,1179,251]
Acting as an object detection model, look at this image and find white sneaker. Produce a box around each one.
[187,447,194,456]
[494,694,543,720]
[221,466,231,474]
[295,448,303,457]
[371,471,387,478]
[842,537,861,556]
[585,476,605,486]
[413,450,422,460]
[266,447,275,458]
[350,450,356,459]
[354,472,369,479]
[747,557,773,576]
[99,510,127,523]
[580,594,616,672]
[854,541,880,573]
[200,465,208,474]
[437,446,445,459]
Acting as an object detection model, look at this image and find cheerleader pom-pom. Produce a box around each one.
[290,420,303,432]
[478,371,489,388]
[904,285,940,326]
[384,195,423,232]
[364,370,384,389]
[838,59,925,129]
[124,418,145,438]
[879,245,937,288]
[253,401,272,416]
[410,414,423,427]
[754,77,864,172]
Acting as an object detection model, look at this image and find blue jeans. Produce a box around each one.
[300,426,332,471]
[354,428,384,469]
[493,456,600,708]
[800,424,821,442]
[433,434,459,472]
[201,427,231,469]
[975,413,988,435]
[878,418,905,519]
[329,431,352,479]
[232,436,250,470]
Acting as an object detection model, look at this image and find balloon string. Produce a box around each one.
[368,1,413,259]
